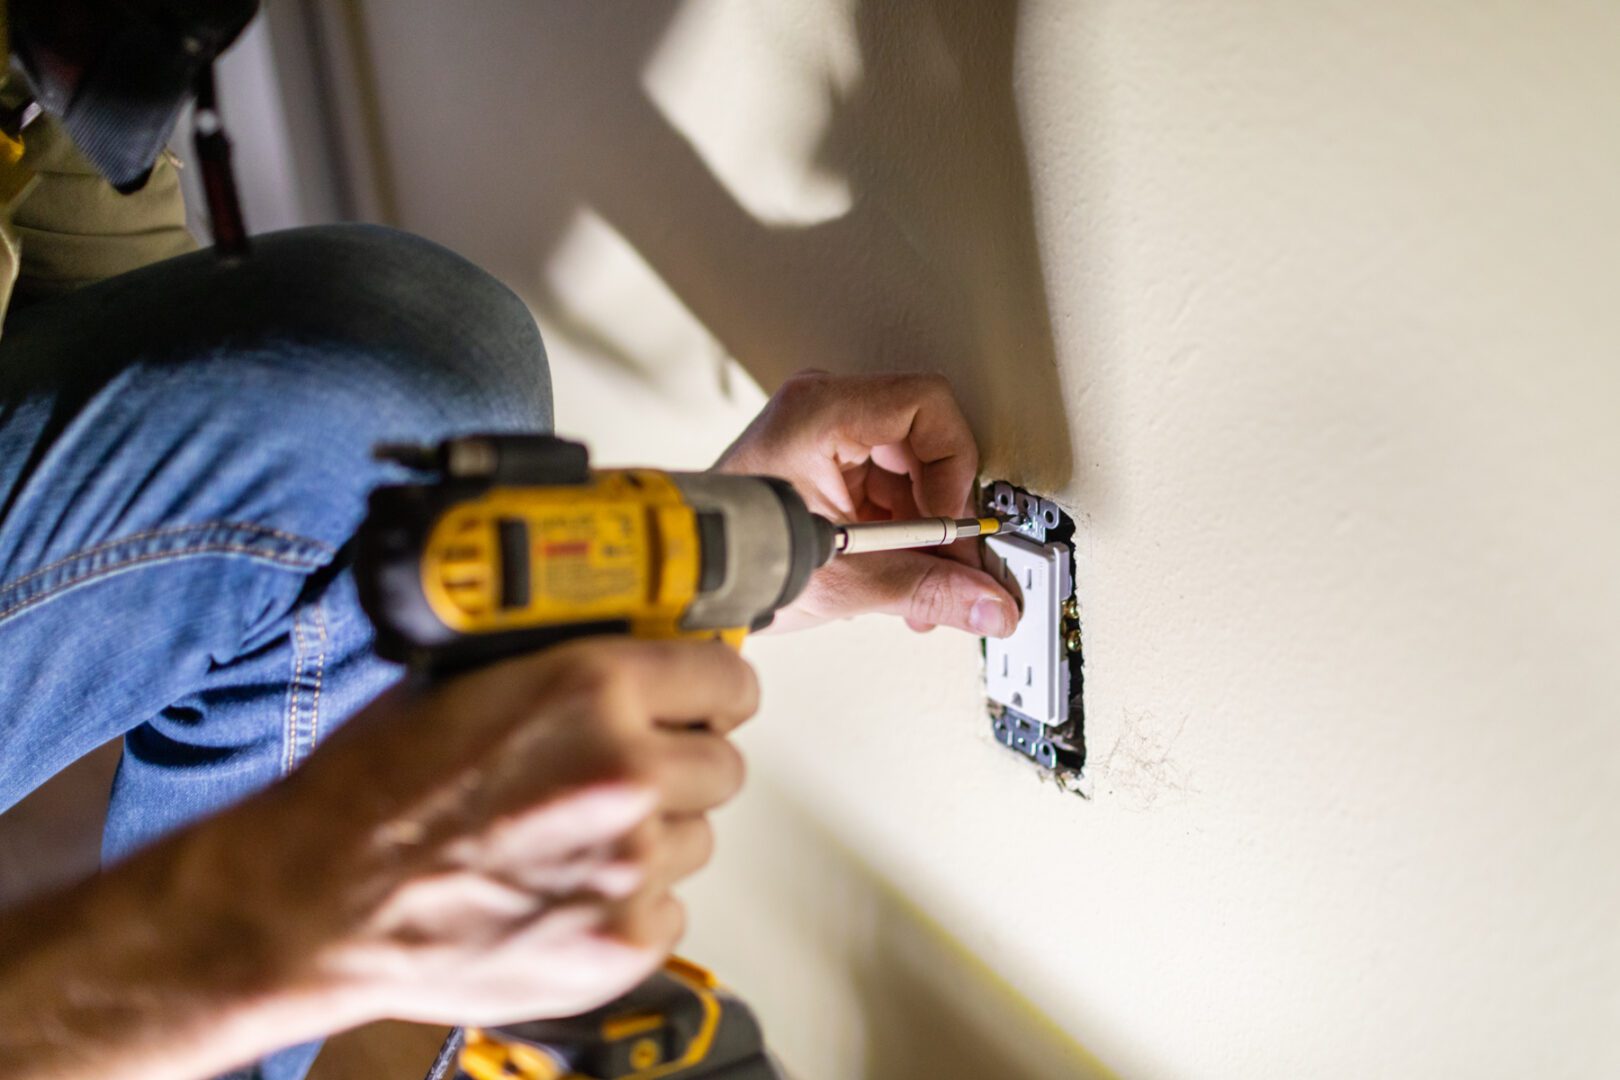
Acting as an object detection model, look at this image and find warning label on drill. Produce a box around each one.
[534,511,640,610]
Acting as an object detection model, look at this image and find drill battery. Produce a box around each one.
[459,958,782,1080]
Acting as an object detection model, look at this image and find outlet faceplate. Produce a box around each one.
[981,481,1084,774]
[983,535,1071,729]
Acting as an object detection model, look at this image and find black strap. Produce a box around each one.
[192,64,250,259]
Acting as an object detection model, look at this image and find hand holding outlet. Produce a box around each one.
[714,370,1018,636]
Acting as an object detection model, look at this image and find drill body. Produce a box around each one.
[358,434,834,670]
[355,434,819,1079]
[458,959,774,1080]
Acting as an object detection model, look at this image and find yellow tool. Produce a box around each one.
[358,433,1000,669]
[355,433,1002,1079]
[457,958,764,1080]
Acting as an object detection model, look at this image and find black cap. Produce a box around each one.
[11,0,259,193]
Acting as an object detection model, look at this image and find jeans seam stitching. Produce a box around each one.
[0,522,335,599]
[309,597,328,754]
[286,608,307,777]
[0,544,328,624]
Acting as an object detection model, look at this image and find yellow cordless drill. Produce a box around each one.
[355,433,1001,1080]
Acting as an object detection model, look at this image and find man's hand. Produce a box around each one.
[0,638,757,1080]
[269,638,756,1026]
[716,371,1018,637]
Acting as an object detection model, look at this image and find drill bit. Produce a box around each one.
[833,515,1004,555]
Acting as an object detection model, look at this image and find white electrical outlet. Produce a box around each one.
[980,480,1084,776]
[983,533,1072,728]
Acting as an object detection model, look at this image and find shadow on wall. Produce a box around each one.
[686,774,1113,1079]
[849,877,1113,1080]
[354,0,1071,490]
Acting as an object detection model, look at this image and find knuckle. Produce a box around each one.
[556,652,638,721]
[737,664,763,716]
[619,821,660,865]
[775,370,830,408]
[553,651,617,701]
[690,818,716,865]
[608,901,651,945]
[557,710,649,787]
[875,370,947,400]
[714,739,747,797]
[590,735,645,786]
[619,895,678,950]
[659,734,745,803]
[660,895,688,946]
[692,644,756,714]
[714,643,757,690]
[783,368,831,390]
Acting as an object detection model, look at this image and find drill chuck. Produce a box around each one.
[667,473,836,634]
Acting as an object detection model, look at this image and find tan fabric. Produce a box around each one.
[0,55,197,335]
[0,67,36,329]
[6,112,197,316]
[0,152,33,329]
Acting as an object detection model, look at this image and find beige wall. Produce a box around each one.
[351,2,1620,1076]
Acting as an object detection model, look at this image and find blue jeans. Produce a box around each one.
[0,224,552,1079]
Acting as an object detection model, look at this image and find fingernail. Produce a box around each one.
[969,597,1015,637]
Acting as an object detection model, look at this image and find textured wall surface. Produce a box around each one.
[355,2,1620,1076]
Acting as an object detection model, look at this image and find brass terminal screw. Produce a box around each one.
[1062,598,1080,620]
[1065,629,1083,654]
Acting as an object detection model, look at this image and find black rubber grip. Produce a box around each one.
[497,518,531,609]
[487,435,590,485]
